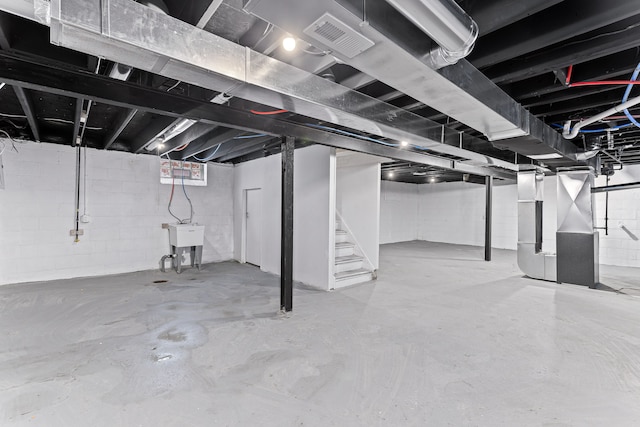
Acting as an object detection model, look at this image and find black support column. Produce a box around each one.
[484,175,493,261]
[280,136,294,312]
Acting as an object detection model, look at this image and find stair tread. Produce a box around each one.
[336,229,347,234]
[335,255,363,264]
[335,242,355,248]
[335,268,372,280]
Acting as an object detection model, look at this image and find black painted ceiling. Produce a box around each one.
[0,0,639,184]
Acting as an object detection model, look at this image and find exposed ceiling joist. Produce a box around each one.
[489,16,640,84]
[103,109,137,149]
[470,0,640,69]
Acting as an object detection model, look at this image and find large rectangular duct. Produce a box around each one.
[556,168,599,288]
[244,0,583,163]
[41,0,516,177]
[517,167,556,281]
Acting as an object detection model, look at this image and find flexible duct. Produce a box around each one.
[384,0,478,68]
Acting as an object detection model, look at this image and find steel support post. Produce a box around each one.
[280,136,294,312]
[485,175,493,261]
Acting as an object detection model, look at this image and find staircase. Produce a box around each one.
[334,219,374,289]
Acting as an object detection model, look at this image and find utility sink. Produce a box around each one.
[168,224,205,247]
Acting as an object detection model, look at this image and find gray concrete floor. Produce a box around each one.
[1,241,640,426]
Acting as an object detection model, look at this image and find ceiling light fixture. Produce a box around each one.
[146,137,165,151]
[400,140,409,147]
[282,36,296,51]
[388,171,395,178]
[429,176,436,183]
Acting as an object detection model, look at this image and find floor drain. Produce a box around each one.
[153,280,168,284]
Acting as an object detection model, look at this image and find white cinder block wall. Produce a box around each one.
[417,181,488,247]
[381,173,640,268]
[594,165,640,267]
[0,141,234,285]
[380,180,419,244]
[381,177,555,251]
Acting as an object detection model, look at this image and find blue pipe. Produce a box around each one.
[193,143,222,162]
[622,61,640,128]
[552,122,633,134]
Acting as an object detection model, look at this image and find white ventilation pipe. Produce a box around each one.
[384,0,478,68]
[563,94,640,139]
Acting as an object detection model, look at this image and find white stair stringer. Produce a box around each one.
[333,216,375,289]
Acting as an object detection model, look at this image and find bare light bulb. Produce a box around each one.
[388,171,395,178]
[400,140,409,147]
[282,36,296,51]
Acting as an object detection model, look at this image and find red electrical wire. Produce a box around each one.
[569,80,640,87]
[173,143,189,151]
[565,64,573,85]
[250,109,289,115]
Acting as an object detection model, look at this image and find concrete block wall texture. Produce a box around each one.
[381,173,640,268]
[380,180,419,244]
[381,179,555,251]
[594,165,640,268]
[418,181,487,247]
[0,141,234,286]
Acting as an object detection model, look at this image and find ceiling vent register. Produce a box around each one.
[303,13,374,58]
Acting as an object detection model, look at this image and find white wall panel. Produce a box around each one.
[233,145,334,289]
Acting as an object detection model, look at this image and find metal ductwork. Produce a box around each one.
[384,0,478,69]
[244,0,586,164]
[517,167,602,286]
[517,167,556,281]
[556,167,599,288]
[34,0,517,178]
[106,0,167,83]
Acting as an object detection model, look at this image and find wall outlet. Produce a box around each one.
[69,229,84,236]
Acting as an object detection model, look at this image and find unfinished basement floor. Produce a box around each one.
[1,241,640,426]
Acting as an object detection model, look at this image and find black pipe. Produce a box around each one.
[73,140,81,242]
[605,175,609,236]
[280,136,294,312]
[484,175,493,261]
[592,181,640,193]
